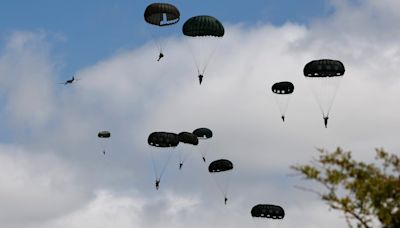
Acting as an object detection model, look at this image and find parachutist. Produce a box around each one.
[281,115,285,122]
[202,157,206,163]
[59,76,78,85]
[155,179,160,190]
[157,52,164,61]
[224,197,228,205]
[198,75,203,85]
[179,162,183,170]
[98,131,110,156]
[324,116,329,128]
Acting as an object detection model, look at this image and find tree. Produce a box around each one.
[291,148,400,228]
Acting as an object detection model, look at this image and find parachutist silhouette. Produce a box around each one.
[179,162,183,170]
[224,197,228,205]
[59,76,78,85]
[202,156,206,163]
[324,116,329,128]
[198,75,203,85]
[281,115,285,122]
[155,179,160,190]
[157,53,164,61]
[65,76,75,84]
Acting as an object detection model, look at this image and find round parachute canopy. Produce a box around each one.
[193,128,213,139]
[303,59,345,77]
[178,132,199,145]
[272,81,294,94]
[144,3,180,26]
[148,132,179,147]
[208,159,233,173]
[251,204,285,219]
[182,15,224,37]
[98,131,111,138]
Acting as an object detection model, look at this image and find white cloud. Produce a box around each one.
[0,0,399,227]
[0,145,90,227]
[0,31,55,130]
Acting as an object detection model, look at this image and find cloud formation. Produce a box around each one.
[0,0,399,227]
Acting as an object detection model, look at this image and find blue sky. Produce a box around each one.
[0,0,333,79]
[0,1,399,227]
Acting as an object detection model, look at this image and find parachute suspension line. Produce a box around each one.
[187,44,201,75]
[147,29,163,54]
[200,39,220,75]
[196,143,209,163]
[149,146,160,180]
[308,78,327,118]
[308,77,339,118]
[158,148,175,180]
[322,77,331,117]
[209,170,232,199]
[98,138,109,155]
[179,148,193,165]
[273,94,292,119]
[325,76,343,117]
[222,171,232,197]
[177,149,187,168]
[185,36,220,78]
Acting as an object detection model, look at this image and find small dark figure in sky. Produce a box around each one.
[202,156,206,163]
[103,150,106,155]
[224,197,228,205]
[179,162,183,170]
[281,115,285,122]
[198,75,203,85]
[64,76,75,84]
[59,75,79,85]
[157,53,164,61]
[155,179,160,190]
[324,116,329,128]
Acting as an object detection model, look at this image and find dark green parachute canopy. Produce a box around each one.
[178,132,199,145]
[193,128,213,139]
[272,81,294,94]
[98,131,111,138]
[208,159,233,173]
[144,3,180,26]
[182,15,224,37]
[251,204,285,219]
[304,59,345,77]
[148,132,179,147]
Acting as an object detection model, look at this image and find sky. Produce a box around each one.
[0,0,399,227]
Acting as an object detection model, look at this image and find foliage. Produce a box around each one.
[292,148,400,228]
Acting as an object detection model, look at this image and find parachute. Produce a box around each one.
[182,16,224,84]
[208,159,233,172]
[144,3,180,26]
[98,131,111,138]
[193,128,213,162]
[144,3,180,61]
[147,132,179,189]
[271,81,294,122]
[176,132,199,170]
[251,204,285,219]
[177,132,199,145]
[97,131,111,155]
[182,16,224,37]
[304,59,345,76]
[208,159,233,205]
[148,131,179,147]
[193,127,213,139]
[303,59,345,128]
